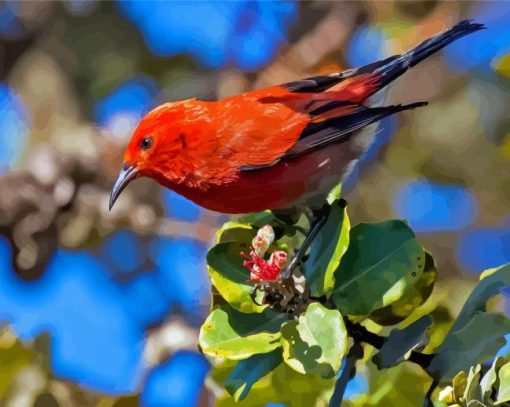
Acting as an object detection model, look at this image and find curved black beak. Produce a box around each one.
[109,163,138,211]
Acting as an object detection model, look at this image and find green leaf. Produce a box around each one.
[237,210,301,235]
[369,251,437,326]
[464,364,482,404]
[224,350,282,401]
[214,359,335,407]
[427,312,510,380]
[237,211,279,228]
[327,183,342,204]
[199,305,287,360]
[452,263,510,331]
[495,361,510,405]
[467,401,486,407]
[452,370,467,403]
[207,237,266,314]
[372,316,432,369]
[216,222,256,244]
[303,201,350,296]
[360,360,432,407]
[332,220,425,315]
[480,356,505,402]
[280,303,347,379]
[427,263,510,381]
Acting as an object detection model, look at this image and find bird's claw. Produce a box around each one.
[250,285,263,306]
[249,281,285,310]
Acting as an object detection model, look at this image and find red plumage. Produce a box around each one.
[110,20,484,214]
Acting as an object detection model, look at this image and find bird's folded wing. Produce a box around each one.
[283,102,427,158]
[240,102,426,171]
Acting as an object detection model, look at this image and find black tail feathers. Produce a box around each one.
[372,20,485,89]
[281,20,484,96]
[399,20,485,70]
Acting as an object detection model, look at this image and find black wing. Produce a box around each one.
[284,102,427,158]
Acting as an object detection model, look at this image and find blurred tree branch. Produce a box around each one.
[329,340,364,407]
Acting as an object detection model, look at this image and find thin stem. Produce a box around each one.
[329,341,364,407]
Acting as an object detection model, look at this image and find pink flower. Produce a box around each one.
[241,225,287,282]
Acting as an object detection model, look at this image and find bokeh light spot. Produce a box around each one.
[142,351,209,407]
[149,237,209,319]
[120,271,172,327]
[94,76,159,140]
[0,83,30,173]
[457,227,510,274]
[347,24,387,68]
[0,241,145,394]
[101,230,144,275]
[162,190,202,223]
[444,2,510,72]
[117,0,297,71]
[394,180,478,233]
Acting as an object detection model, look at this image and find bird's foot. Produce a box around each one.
[277,203,331,282]
[249,278,301,313]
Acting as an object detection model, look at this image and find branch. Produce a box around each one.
[329,341,364,407]
[423,379,439,407]
[343,317,434,371]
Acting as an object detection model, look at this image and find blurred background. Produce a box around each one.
[0,0,509,406]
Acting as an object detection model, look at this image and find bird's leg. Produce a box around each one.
[249,285,262,305]
[279,204,330,281]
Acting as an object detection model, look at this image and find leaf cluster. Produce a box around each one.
[437,356,510,406]
[199,193,510,405]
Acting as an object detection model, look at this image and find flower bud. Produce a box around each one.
[252,224,275,257]
[269,250,287,269]
[437,386,454,404]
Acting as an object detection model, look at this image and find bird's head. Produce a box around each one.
[109,103,188,211]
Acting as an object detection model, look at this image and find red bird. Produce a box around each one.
[110,21,482,223]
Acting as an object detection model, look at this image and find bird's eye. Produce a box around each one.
[140,137,153,150]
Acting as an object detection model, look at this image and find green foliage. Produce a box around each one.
[369,251,438,325]
[212,360,335,407]
[199,305,287,360]
[208,223,266,313]
[281,303,347,378]
[0,327,136,405]
[496,362,510,404]
[372,315,432,369]
[450,264,510,331]
[354,362,432,407]
[224,350,283,401]
[332,220,425,315]
[201,195,510,406]
[479,357,505,401]
[437,356,510,406]
[428,264,510,380]
[427,312,510,380]
[302,201,350,297]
